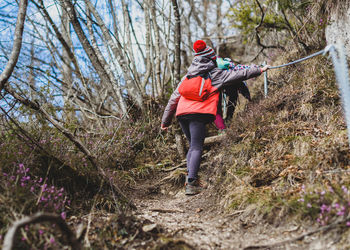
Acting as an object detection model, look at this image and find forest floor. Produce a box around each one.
[128,156,342,250]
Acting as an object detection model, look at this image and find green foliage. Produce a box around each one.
[227,0,327,49]
[228,0,287,35]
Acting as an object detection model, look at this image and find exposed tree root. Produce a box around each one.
[243,218,349,249]
[3,212,82,250]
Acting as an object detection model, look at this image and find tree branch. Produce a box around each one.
[254,0,285,52]
[0,0,28,91]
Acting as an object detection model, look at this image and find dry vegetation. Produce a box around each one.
[1,0,350,248]
[209,53,350,234]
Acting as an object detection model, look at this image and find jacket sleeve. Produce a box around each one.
[213,64,262,88]
[161,76,185,126]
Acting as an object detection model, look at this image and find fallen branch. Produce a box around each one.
[150,208,184,213]
[170,134,225,149]
[204,134,225,144]
[3,212,82,250]
[243,218,349,249]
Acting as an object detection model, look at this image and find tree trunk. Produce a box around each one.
[171,0,186,158]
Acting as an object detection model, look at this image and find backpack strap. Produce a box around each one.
[199,77,206,97]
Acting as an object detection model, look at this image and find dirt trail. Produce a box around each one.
[132,184,328,250]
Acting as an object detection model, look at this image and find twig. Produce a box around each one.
[226,210,245,217]
[3,212,82,250]
[162,162,186,172]
[150,208,184,213]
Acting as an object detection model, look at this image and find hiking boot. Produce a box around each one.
[185,178,202,195]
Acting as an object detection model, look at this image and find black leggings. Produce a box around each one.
[178,119,206,179]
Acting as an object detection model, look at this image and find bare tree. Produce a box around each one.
[0,0,28,91]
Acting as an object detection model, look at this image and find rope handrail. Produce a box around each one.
[262,45,334,97]
[268,44,333,69]
[262,43,350,147]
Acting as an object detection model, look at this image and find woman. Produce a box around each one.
[161,40,269,195]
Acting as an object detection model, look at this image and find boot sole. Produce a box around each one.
[185,190,201,195]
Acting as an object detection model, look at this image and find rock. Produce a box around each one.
[326,6,350,57]
[142,223,158,232]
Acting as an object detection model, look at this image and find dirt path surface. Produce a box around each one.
[132,185,329,250]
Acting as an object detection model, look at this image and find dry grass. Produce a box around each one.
[211,54,350,225]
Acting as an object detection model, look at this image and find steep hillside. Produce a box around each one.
[118,50,350,249]
[205,51,350,246]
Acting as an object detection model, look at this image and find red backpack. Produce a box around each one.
[178,74,213,101]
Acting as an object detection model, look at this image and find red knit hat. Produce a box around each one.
[193,40,207,53]
[193,40,217,60]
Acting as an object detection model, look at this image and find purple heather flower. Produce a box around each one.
[337,211,345,216]
[347,221,350,227]
[307,203,312,208]
[49,237,55,244]
[61,212,66,220]
[321,204,328,213]
[321,191,326,195]
[39,229,44,235]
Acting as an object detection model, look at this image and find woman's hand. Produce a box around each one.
[261,65,270,72]
[161,124,168,131]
